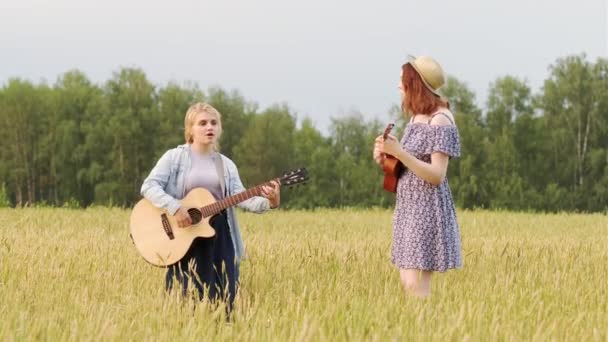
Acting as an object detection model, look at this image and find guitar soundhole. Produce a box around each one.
[188,208,202,225]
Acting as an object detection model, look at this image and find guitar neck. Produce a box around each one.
[200,179,277,217]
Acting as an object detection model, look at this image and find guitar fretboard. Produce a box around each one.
[199,181,276,218]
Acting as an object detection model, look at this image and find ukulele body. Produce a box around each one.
[381,123,405,193]
[382,155,403,193]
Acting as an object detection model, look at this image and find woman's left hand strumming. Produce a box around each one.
[261,180,281,208]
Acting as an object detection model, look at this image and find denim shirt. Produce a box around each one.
[140,144,271,262]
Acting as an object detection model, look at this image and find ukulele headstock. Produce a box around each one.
[383,123,395,140]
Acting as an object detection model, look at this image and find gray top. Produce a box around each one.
[140,144,272,262]
[186,150,223,200]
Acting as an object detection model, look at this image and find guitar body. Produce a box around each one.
[129,188,217,267]
[382,155,403,193]
[129,167,309,267]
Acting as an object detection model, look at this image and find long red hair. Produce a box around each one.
[401,63,449,116]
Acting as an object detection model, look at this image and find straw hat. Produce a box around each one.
[407,55,446,97]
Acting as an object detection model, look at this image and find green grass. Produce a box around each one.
[1,208,606,341]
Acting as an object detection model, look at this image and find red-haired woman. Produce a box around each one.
[373,55,462,298]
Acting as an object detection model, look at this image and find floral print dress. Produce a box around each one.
[391,113,463,272]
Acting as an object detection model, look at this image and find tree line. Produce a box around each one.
[0,54,607,212]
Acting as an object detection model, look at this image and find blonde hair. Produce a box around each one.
[184,102,222,150]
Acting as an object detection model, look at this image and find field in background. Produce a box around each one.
[1,208,606,341]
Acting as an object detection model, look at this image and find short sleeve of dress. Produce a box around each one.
[431,125,461,158]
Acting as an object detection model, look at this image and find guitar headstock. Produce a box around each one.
[383,123,395,140]
[279,168,309,187]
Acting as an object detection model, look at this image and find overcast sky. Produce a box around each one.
[1,0,606,132]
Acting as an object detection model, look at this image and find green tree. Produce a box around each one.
[156,82,205,156]
[443,76,482,121]
[96,68,157,205]
[486,76,533,137]
[441,77,487,208]
[539,54,601,209]
[0,79,50,205]
[288,118,332,208]
[233,104,296,187]
[207,87,255,159]
[49,70,103,206]
[484,76,533,209]
[329,113,387,207]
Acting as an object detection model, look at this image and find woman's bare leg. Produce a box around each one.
[400,269,433,297]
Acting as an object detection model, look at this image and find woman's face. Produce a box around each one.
[398,69,406,99]
[191,111,221,146]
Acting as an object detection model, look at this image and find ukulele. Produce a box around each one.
[129,168,308,266]
[382,123,404,193]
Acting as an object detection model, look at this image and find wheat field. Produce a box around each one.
[0,208,606,341]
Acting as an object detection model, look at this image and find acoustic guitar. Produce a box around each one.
[129,168,308,267]
[382,123,404,193]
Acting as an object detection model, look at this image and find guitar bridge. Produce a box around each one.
[161,214,175,240]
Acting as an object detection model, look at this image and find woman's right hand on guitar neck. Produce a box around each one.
[174,207,192,228]
[373,135,385,165]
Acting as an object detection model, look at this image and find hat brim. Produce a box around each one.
[407,55,444,98]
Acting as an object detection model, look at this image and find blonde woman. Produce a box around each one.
[141,102,280,310]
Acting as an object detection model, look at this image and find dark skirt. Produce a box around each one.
[165,212,239,309]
